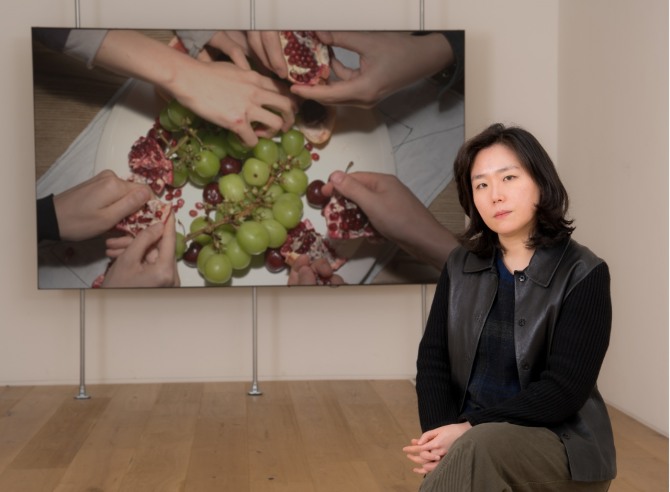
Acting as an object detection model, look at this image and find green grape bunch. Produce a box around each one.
[155,99,318,285]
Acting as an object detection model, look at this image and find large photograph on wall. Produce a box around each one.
[33,28,464,288]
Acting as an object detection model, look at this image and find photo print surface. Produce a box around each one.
[33,28,464,288]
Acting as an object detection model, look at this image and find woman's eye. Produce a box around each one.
[503,175,516,182]
[474,182,486,190]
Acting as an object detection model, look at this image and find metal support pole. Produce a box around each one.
[75,289,91,400]
[250,0,256,30]
[248,287,262,395]
[71,0,90,401]
[419,0,425,31]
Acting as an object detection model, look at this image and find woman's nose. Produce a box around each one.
[491,186,503,203]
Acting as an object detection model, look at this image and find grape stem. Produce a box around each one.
[183,166,287,242]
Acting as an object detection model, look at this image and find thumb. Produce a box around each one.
[329,171,374,208]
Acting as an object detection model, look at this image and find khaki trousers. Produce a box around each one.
[419,423,611,492]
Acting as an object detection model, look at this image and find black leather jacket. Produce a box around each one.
[420,238,616,481]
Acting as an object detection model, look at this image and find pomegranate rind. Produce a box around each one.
[296,104,336,146]
[115,199,172,237]
[322,195,379,240]
[128,135,174,194]
[280,31,331,86]
[280,219,346,271]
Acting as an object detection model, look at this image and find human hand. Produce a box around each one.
[202,30,252,69]
[101,212,180,288]
[245,31,289,79]
[287,254,345,286]
[94,30,296,149]
[403,422,472,474]
[53,170,152,242]
[322,171,458,269]
[291,31,454,108]
[168,57,297,147]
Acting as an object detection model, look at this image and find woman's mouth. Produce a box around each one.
[494,210,511,219]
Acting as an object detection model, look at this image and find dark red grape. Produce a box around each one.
[220,156,242,175]
[182,241,203,267]
[203,182,223,205]
[265,248,286,273]
[306,179,329,208]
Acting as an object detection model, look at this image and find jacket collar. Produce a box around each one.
[463,237,571,288]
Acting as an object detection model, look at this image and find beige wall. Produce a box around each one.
[557,0,668,434]
[1,0,666,434]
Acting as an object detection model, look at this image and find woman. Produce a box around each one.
[403,123,616,491]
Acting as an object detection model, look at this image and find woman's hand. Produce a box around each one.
[287,254,345,286]
[53,170,152,242]
[322,171,458,270]
[292,31,454,108]
[403,422,472,474]
[102,212,180,288]
[166,58,297,147]
[94,30,297,148]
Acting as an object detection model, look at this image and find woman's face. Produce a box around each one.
[470,143,540,244]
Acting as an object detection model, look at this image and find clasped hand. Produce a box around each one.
[403,421,472,475]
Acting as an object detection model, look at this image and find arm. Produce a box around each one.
[404,264,468,474]
[415,264,462,431]
[323,171,459,270]
[92,30,296,146]
[463,262,612,426]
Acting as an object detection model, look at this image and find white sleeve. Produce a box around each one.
[175,30,217,58]
[63,29,109,68]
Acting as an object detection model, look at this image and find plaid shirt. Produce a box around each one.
[462,254,521,415]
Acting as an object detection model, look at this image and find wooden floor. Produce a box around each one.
[0,381,666,491]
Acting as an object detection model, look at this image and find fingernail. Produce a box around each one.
[330,171,345,184]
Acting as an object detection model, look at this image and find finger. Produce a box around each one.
[248,106,287,136]
[208,32,251,69]
[329,274,345,285]
[106,235,133,251]
[233,124,259,148]
[297,265,318,285]
[290,83,343,106]
[311,257,334,278]
[260,31,287,78]
[106,247,126,259]
[155,213,177,262]
[319,31,370,53]
[104,185,153,224]
[327,170,379,207]
[122,222,165,263]
[247,31,272,72]
[287,254,310,285]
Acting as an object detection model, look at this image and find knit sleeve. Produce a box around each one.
[464,262,612,427]
[416,265,462,431]
[36,194,61,242]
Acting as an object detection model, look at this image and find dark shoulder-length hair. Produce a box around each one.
[453,123,575,257]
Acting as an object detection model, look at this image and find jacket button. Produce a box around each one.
[518,274,526,282]
[562,432,571,440]
[518,318,526,327]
